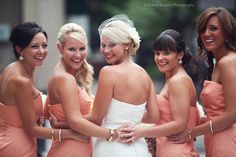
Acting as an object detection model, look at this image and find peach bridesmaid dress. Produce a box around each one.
[155,95,200,157]
[0,95,43,157]
[47,88,92,157]
[200,80,236,157]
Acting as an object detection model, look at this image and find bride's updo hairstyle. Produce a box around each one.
[98,14,141,55]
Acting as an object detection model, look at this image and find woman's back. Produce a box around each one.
[0,63,25,105]
[105,61,151,105]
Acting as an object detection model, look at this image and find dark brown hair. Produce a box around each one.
[9,22,48,60]
[153,29,196,76]
[196,7,236,80]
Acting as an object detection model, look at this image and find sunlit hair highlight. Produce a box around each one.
[98,14,140,55]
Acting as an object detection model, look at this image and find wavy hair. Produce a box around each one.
[196,7,236,80]
[57,23,94,94]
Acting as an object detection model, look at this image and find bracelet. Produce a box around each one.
[209,120,214,133]
[188,129,192,141]
[106,129,115,142]
[58,129,62,142]
[115,129,120,142]
[51,128,54,141]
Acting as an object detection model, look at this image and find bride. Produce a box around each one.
[90,14,159,157]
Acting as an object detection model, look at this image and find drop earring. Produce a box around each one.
[19,55,24,61]
[178,59,182,65]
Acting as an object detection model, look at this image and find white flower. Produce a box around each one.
[129,27,141,44]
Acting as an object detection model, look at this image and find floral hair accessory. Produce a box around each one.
[98,14,140,54]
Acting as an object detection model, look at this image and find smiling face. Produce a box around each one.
[200,16,226,53]
[59,36,87,71]
[154,50,182,74]
[20,32,48,67]
[100,36,128,65]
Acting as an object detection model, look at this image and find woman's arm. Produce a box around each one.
[87,67,114,124]
[55,71,113,140]
[43,92,70,129]
[142,76,159,123]
[12,77,80,141]
[144,77,190,137]
[190,57,236,138]
[121,76,192,142]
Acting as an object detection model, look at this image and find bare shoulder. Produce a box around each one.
[99,65,114,74]
[99,65,118,78]
[218,52,236,68]
[168,73,191,89]
[131,62,146,71]
[137,65,152,82]
[169,73,186,84]
[2,76,32,103]
[9,75,32,90]
[49,72,78,97]
[127,62,149,76]
[0,63,32,101]
[51,71,76,85]
[218,52,236,80]
[130,63,154,89]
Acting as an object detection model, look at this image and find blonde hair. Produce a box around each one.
[98,14,140,55]
[57,23,94,94]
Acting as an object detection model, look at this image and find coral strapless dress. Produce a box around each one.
[155,95,200,157]
[47,88,92,157]
[200,80,236,157]
[0,95,43,157]
[93,98,151,157]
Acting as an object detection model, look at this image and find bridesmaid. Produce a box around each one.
[45,23,120,157]
[187,7,236,157]
[168,7,236,157]
[0,22,82,157]
[121,29,200,157]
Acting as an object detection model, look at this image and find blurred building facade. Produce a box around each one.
[1,0,235,92]
[0,0,64,92]
[0,0,104,92]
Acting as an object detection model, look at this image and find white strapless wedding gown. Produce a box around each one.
[93,98,151,157]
